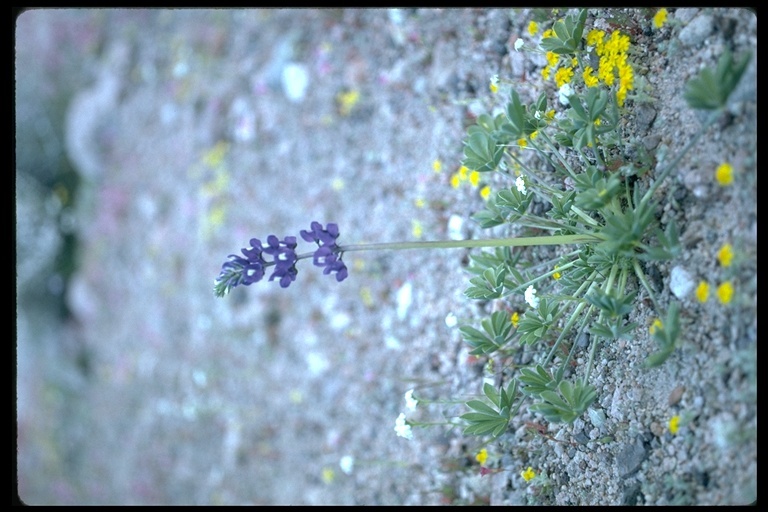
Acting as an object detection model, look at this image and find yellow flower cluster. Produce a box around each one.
[475,448,488,466]
[668,415,680,434]
[520,467,536,482]
[653,8,669,29]
[696,243,737,305]
[649,318,663,335]
[450,165,491,200]
[511,311,520,328]
[586,29,635,106]
[715,162,734,186]
[450,165,480,189]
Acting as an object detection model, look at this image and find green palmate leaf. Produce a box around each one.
[585,289,637,318]
[464,265,508,301]
[540,8,587,54]
[518,364,557,397]
[495,186,533,216]
[471,202,507,229]
[684,50,752,110]
[517,298,559,346]
[466,246,520,277]
[529,379,596,424]
[461,380,519,438]
[462,130,503,173]
[641,220,681,261]
[458,310,516,355]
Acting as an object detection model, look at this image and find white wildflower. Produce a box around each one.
[404,389,418,411]
[394,413,413,440]
[524,285,540,308]
[514,38,524,51]
[558,82,574,106]
[515,176,527,195]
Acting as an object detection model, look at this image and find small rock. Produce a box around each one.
[642,134,661,151]
[678,14,714,47]
[674,8,700,24]
[616,437,648,477]
[447,214,466,240]
[668,385,685,406]
[669,265,695,299]
[396,281,413,320]
[634,104,657,133]
[281,63,309,103]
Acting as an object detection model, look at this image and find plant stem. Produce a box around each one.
[337,233,602,254]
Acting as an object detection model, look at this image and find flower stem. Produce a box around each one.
[337,233,602,254]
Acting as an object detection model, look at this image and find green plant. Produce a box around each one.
[213,9,750,441]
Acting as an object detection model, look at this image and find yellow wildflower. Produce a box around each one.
[458,165,469,180]
[480,185,491,200]
[716,281,734,305]
[583,66,599,87]
[433,159,443,173]
[511,311,520,328]
[469,170,481,187]
[337,89,360,116]
[545,51,558,68]
[521,467,536,482]
[649,318,663,335]
[668,415,680,435]
[450,173,461,189]
[322,467,336,484]
[715,162,734,186]
[528,20,539,36]
[553,265,561,280]
[717,243,734,268]
[541,67,551,81]
[653,8,669,29]
[695,281,710,303]
[530,131,539,141]
[475,448,489,466]
[517,138,528,148]
[489,75,499,93]
[554,66,574,88]
[412,219,423,238]
[542,28,554,39]
[586,29,605,52]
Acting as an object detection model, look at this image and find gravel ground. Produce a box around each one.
[16,8,756,505]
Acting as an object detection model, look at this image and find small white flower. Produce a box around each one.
[490,74,499,86]
[515,176,527,195]
[558,83,574,106]
[339,455,355,475]
[514,38,524,51]
[404,389,418,411]
[445,312,458,328]
[394,413,413,440]
[534,110,542,120]
[524,285,540,308]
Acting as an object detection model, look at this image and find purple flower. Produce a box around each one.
[304,222,348,282]
[300,221,340,246]
[214,222,349,297]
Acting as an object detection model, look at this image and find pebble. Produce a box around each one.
[396,281,413,320]
[678,14,714,47]
[447,214,466,240]
[281,63,309,102]
[669,265,695,299]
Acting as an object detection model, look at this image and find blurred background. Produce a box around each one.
[15,8,513,504]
